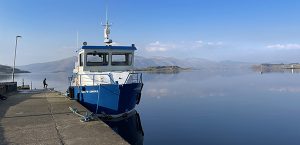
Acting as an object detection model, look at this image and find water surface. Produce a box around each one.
[1,70,300,145]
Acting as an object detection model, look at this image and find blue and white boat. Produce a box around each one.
[68,16,143,117]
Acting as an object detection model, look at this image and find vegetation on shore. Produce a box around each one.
[135,66,190,73]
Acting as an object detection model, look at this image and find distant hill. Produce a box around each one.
[18,56,77,73]
[18,56,252,73]
[0,65,30,74]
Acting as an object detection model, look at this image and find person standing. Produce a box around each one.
[43,78,48,89]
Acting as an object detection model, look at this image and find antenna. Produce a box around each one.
[102,3,112,45]
[106,5,108,24]
[75,31,81,52]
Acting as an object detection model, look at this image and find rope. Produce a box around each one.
[69,106,94,122]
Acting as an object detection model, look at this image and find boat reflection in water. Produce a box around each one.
[101,110,144,145]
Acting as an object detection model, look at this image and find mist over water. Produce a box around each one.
[1,70,300,145]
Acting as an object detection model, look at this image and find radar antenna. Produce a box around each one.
[102,5,112,45]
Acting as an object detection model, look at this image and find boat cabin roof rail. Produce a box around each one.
[81,45,137,50]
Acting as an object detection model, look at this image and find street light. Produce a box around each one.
[12,35,22,82]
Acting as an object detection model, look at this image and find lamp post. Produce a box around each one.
[12,35,22,82]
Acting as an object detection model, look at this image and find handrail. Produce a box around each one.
[69,72,143,86]
[70,73,116,86]
[124,72,143,84]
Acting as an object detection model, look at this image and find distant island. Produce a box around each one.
[135,66,190,73]
[0,65,30,74]
[252,63,300,73]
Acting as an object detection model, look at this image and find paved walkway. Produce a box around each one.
[0,90,128,145]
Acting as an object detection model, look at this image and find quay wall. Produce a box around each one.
[0,82,17,94]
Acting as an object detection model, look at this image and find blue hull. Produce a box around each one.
[69,83,143,115]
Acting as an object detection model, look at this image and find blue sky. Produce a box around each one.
[1,0,300,65]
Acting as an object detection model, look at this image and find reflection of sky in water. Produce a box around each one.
[2,71,300,144]
[137,71,300,145]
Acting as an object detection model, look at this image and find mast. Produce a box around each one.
[103,5,112,45]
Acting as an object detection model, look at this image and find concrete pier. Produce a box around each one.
[0,90,129,145]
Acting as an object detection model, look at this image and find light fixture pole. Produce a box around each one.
[12,35,22,82]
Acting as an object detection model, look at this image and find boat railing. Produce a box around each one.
[69,73,115,86]
[69,72,143,86]
[124,73,143,84]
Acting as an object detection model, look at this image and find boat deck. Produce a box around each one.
[0,89,128,145]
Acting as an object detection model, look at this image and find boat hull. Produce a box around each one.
[70,83,143,115]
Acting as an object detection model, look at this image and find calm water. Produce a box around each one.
[1,70,300,145]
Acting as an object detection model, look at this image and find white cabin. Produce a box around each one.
[74,44,137,73]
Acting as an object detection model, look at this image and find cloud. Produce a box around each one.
[193,40,223,48]
[111,42,121,46]
[266,44,300,50]
[144,40,224,53]
[145,41,176,52]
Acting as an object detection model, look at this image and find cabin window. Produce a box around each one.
[79,54,83,66]
[86,52,109,66]
[111,53,132,66]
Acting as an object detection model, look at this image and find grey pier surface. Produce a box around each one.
[0,90,129,145]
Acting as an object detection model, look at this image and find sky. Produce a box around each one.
[1,0,300,65]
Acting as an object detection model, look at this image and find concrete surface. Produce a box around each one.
[0,90,129,145]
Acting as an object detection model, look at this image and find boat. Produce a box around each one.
[67,13,143,117]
